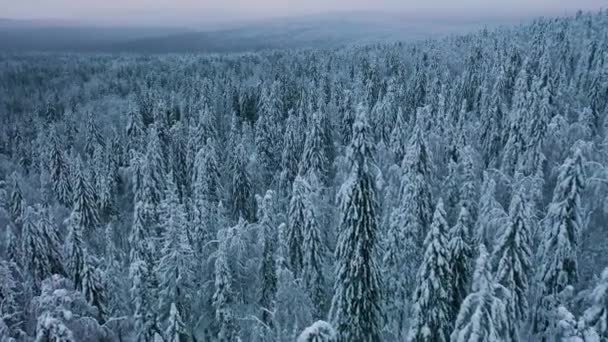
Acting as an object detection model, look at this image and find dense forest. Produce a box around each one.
[1,9,608,342]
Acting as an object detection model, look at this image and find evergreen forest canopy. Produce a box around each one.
[1,9,608,342]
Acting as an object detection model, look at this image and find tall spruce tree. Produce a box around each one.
[534,149,585,339]
[450,245,511,342]
[408,199,452,342]
[330,108,382,342]
[492,192,532,330]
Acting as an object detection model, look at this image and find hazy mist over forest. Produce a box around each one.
[1,1,608,342]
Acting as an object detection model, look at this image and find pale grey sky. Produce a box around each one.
[1,0,606,25]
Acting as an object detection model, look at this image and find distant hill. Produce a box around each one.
[0,13,528,53]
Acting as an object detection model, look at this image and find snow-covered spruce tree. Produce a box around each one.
[192,139,223,250]
[408,198,452,342]
[9,173,23,224]
[157,173,195,323]
[492,192,532,332]
[534,149,585,339]
[402,125,433,246]
[81,255,107,324]
[257,191,278,335]
[165,302,189,342]
[84,112,105,158]
[582,267,608,340]
[143,125,167,211]
[255,86,283,189]
[447,206,473,328]
[0,260,21,339]
[213,228,239,341]
[301,180,327,320]
[383,171,423,340]
[279,113,305,200]
[287,175,307,277]
[63,209,86,291]
[450,244,511,342]
[300,112,329,186]
[475,173,507,249]
[389,107,408,164]
[458,146,478,224]
[49,128,73,207]
[297,321,337,342]
[71,157,99,235]
[330,108,382,342]
[231,142,256,222]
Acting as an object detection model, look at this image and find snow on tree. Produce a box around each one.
[63,209,86,291]
[49,127,73,207]
[9,173,23,224]
[408,198,452,342]
[299,112,330,186]
[71,157,99,234]
[402,125,433,246]
[165,302,189,342]
[157,173,195,323]
[383,170,423,340]
[330,108,382,342]
[21,205,64,288]
[31,275,110,341]
[535,149,586,338]
[492,192,532,330]
[301,179,327,319]
[257,191,278,334]
[450,244,511,342]
[297,321,337,342]
[279,113,305,200]
[81,255,107,324]
[583,267,608,340]
[143,125,167,211]
[231,142,256,222]
[475,173,507,249]
[213,228,239,341]
[287,176,307,277]
[0,260,21,340]
[255,86,283,189]
[447,206,473,327]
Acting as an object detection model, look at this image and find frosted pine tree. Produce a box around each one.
[63,209,86,291]
[279,113,305,200]
[475,173,506,249]
[534,149,585,339]
[49,128,72,207]
[492,192,532,331]
[402,126,433,246]
[330,108,382,342]
[255,85,283,189]
[257,191,278,335]
[383,172,421,340]
[302,181,327,319]
[157,174,195,322]
[447,206,473,327]
[213,228,239,341]
[165,303,189,342]
[9,173,23,223]
[81,255,107,323]
[300,112,329,186]
[231,142,256,222]
[287,176,307,277]
[298,321,337,342]
[0,260,21,339]
[408,199,452,342]
[71,157,99,234]
[450,245,510,342]
[582,267,608,340]
[143,125,167,211]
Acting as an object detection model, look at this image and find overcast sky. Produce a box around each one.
[1,0,605,26]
